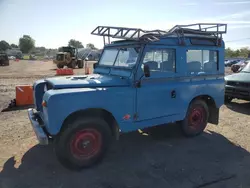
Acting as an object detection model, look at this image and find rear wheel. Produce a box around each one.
[180,99,209,137]
[54,117,111,170]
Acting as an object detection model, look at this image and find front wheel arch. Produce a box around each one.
[59,108,120,140]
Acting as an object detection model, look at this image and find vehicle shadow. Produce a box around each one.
[0,124,250,188]
[1,104,34,112]
[226,100,250,115]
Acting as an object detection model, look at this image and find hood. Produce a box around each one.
[225,72,250,82]
[45,74,130,89]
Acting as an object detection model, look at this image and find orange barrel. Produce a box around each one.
[65,69,70,75]
[68,68,74,75]
[85,62,90,74]
[56,69,61,75]
[15,85,34,106]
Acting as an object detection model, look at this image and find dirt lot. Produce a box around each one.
[0,60,250,188]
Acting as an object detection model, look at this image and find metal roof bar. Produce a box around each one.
[91,23,227,45]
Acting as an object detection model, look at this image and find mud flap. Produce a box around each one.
[208,106,219,125]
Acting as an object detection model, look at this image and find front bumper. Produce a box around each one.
[225,85,250,100]
[28,108,49,145]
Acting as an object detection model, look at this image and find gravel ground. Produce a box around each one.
[0,60,249,188]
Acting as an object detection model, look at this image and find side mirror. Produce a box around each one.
[143,64,150,77]
[85,57,89,61]
[93,62,97,69]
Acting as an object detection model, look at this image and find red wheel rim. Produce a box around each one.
[188,106,204,130]
[70,128,102,159]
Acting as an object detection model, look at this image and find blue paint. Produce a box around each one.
[31,31,225,137]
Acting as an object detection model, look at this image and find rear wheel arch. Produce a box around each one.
[60,108,120,140]
[189,95,219,125]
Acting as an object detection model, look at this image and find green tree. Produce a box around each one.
[233,49,240,57]
[10,44,18,48]
[225,47,234,58]
[239,47,250,58]
[18,35,35,53]
[68,39,84,48]
[225,47,250,58]
[86,43,97,49]
[0,40,10,51]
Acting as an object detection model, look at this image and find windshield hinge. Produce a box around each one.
[134,81,141,88]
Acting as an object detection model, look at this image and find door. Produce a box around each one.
[135,45,178,121]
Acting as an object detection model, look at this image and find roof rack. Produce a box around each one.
[91,23,227,46]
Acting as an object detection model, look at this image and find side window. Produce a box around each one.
[142,49,175,72]
[186,50,218,73]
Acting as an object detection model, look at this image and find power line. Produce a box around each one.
[225,38,250,42]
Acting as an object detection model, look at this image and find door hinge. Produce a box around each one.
[133,113,139,120]
[134,81,141,88]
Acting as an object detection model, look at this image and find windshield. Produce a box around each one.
[241,62,250,73]
[98,46,141,68]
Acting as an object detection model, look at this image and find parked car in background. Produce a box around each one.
[231,60,248,73]
[29,54,37,60]
[8,56,16,60]
[225,59,240,67]
[225,62,250,103]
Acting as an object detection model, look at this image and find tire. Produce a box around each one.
[68,61,76,69]
[78,60,83,68]
[57,64,64,68]
[224,95,233,104]
[180,99,209,137]
[54,117,112,170]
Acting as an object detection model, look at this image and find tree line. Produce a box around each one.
[1,35,249,58]
[0,35,99,54]
[225,47,250,58]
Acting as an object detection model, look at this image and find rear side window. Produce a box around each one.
[142,49,176,72]
[186,50,218,73]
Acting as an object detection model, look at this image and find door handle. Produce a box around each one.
[171,90,176,98]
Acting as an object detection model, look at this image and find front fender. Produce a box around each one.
[42,87,135,135]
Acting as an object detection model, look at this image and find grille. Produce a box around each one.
[226,87,249,96]
[227,81,250,88]
[56,54,64,61]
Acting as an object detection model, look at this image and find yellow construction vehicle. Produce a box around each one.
[53,46,84,69]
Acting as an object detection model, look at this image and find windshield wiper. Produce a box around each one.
[241,71,250,73]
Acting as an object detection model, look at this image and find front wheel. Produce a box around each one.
[67,61,76,69]
[54,117,111,170]
[57,64,64,68]
[78,60,83,68]
[180,99,209,137]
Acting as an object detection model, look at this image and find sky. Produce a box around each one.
[0,0,250,50]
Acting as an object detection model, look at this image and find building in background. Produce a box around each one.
[6,48,23,59]
[77,48,102,61]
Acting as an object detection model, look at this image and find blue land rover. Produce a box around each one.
[28,23,227,170]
